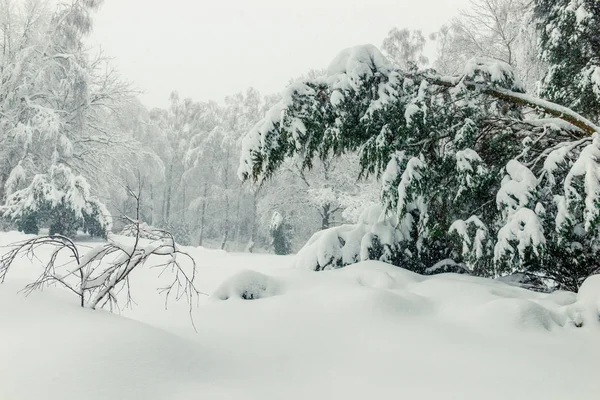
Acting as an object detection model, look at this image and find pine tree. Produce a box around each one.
[535,0,600,122]
[270,212,291,255]
[239,43,600,290]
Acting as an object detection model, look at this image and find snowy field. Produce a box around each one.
[1,231,599,400]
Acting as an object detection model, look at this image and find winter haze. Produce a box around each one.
[88,0,472,107]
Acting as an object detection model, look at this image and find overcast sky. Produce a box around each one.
[89,0,471,109]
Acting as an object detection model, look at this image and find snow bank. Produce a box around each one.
[1,232,599,399]
[0,284,209,400]
[572,274,600,329]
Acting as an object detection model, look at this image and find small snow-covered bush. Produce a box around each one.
[270,211,291,255]
[572,274,600,327]
[296,204,468,274]
[212,270,280,300]
[2,164,111,238]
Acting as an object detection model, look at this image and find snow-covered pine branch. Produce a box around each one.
[238,36,600,290]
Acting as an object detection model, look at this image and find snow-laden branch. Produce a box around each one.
[428,75,600,136]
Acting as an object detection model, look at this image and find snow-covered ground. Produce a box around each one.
[1,231,599,399]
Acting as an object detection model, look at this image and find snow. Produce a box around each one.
[307,186,338,208]
[589,66,600,96]
[495,207,546,264]
[1,231,600,399]
[425,258,468,274]
[325,44,393,91]
[2,164,112,232]
[449,215,488,261]
[564,133,600,231]
[462,57,524,92]
[213,270,281,300]
[456,148,482,173]
[404,103,421,126]
[269,211,283,231]
[499,89,600,134]
[4,162,27,197]
[324,44,401,115]
[396,156,425,217]
[496,160,537,218]
[237,102,286,181]
[572,0,591,24]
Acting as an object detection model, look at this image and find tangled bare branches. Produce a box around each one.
[0,182,202,327]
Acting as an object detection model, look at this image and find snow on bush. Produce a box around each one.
[571,274,600,328]
[496,160,538,218]
[295,204,383,271]
[212,270,281,301]
[1,164,111,238]
[449,216,489,266]
[269,211,291,255]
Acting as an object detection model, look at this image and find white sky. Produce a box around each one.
[89,0,471,109]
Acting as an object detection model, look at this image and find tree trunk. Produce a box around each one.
[198,183,208,246]
[233,184,242,244]
[182,184,186,221]
[221,196,230,250]
[246,190,259,253]
[149,184,154,225]
[164,163,174,223]
[321,203,331,230]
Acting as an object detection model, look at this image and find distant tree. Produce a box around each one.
[381,28,429,70]
[0,0,135,200]
[432,0,545,92]
[270,212,291,255]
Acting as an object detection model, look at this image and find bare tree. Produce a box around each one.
[432,0,545,92]
[381,28,429,70]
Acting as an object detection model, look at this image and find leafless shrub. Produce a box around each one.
[0,183,202,328]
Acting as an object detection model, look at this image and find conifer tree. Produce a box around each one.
[239,42,600,291]
[535,0,600,122]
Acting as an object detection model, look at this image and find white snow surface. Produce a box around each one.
[1,231,599,400]
[462,57,524,92]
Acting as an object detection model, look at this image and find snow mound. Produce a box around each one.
[462,57,525,92]
[335,260,423,289]
[543,289,578,306]
[578,274,600,304]
[2,231,600,400]
[572,274,600,328]
[344,288,433,318]
[472,298,562,331]
[0,285,209,400]
[212,270,281,300]
[325,44,393,87]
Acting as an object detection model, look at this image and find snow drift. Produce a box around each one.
[0,232,599,399]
